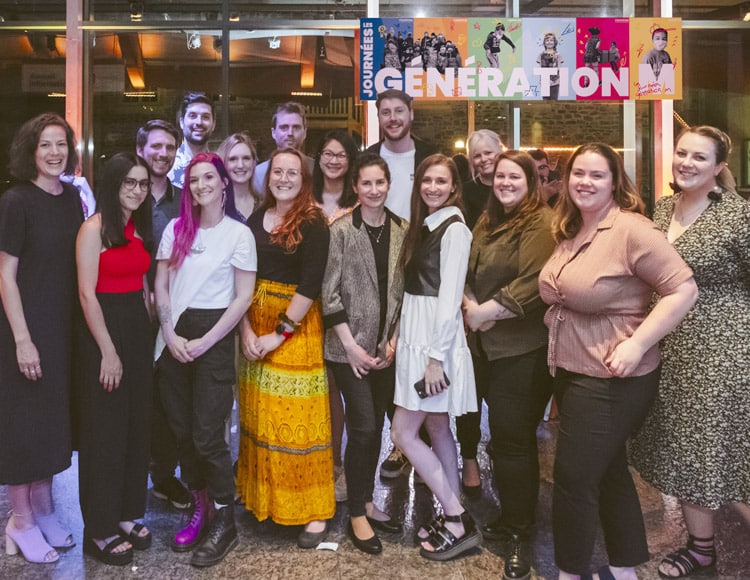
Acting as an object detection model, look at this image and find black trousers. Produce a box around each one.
[467,346,552,535]
[157,308,235,504]
[149,339,180,485]
[330,362,394,517]
[77,292,153,538]
[552,367,659,574]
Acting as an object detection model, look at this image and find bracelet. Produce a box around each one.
[279,312,301,329]
[275,323,294,340]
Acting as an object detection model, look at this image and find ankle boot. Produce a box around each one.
[191,505,238,567]
[172,489,210,552]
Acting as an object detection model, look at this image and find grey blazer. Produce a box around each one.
[322,206,407,363]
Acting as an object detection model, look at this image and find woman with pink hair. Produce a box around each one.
[154,152,256,567]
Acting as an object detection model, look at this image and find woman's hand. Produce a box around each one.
[99,349,123,392]
[165,331,194,364]
[186,336,213,359]
[16,338,42,381]
[241,326,262,360]
[375,338,397,369]
[255,332,285,359]
[345,342,381,378]
[422,357,449,397]
[605,338,647,378]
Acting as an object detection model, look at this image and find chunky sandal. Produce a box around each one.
[83,535,133,566]
[119,522,152,550]
[419,511,482,562]
[414,514,446,542]
[658,534,716,578]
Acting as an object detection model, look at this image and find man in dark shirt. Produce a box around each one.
[136,119,192,510]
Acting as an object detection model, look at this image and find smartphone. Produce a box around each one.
[414,373,450,399]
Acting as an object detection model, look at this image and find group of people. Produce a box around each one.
[0,87,748,580]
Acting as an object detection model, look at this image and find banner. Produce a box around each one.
[359,17,682,101]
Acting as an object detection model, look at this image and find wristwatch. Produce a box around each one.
[275,323,294,340]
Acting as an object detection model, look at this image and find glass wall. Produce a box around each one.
[1,1,748,201]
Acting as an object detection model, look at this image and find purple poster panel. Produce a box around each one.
[576,18,630,101]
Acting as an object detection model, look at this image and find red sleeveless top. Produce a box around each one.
[96,220,151,293]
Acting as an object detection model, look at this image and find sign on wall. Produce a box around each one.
[359,17,681,101]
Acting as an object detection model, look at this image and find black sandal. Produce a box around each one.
[119,522,152,550]
[414,514,445,543]
[419,511,482,561]
[83,535,133,566]
[658,534,716,578]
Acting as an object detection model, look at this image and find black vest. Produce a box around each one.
[404,215,462,297]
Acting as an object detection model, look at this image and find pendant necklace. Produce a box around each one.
[364,221,385,244]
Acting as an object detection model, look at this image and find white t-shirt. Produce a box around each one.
[379,145,416,221]
[154,216,257,359]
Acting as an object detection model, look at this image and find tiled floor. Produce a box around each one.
[1,411,749,579]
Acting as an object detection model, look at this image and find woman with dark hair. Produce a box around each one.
[312,130,358,502]
[155,152,256,567]
[631,126,750,578]
[390,154,479,562]
[322,153,407,554]
[312,130,358,221]
[237,148,334,549]
[76,153,154,565]
[462,150,555,575]
[538,143,698,580]
[0,113,82,564]
[217,132,260,220]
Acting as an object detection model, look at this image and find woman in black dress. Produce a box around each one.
[0,113,82,563]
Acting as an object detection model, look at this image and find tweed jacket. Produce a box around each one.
[322,206,407,363]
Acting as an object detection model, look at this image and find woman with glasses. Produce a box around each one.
[313,130,359,222]
[312,130,359,503]
[237,148,334,549]
[75,153,154,565]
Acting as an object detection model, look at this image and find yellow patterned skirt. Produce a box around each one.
[237,278,334,525]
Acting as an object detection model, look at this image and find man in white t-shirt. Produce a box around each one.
[366,89,437,221]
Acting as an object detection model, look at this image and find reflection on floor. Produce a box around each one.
[1,412,748,579]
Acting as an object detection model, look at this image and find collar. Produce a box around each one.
[424,205,464,231]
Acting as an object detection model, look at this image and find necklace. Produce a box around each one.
[364,222,385,244]
[191,230,206,254]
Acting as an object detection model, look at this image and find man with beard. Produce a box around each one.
[167,92,216,189]
[135,119,194,511]
[366,89,436,221]
[366,89,437,483]
[252,101,314,196]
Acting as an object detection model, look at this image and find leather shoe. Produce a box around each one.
[191,505,238,567]
[347,520,382,554]
[502,534,531,580]
[366,515,403,534]
[481,519,513,542]
[297,520,329,549]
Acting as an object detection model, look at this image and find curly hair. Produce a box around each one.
[259,148,325,254]
[552,142,644,243]
[8,113,78,181]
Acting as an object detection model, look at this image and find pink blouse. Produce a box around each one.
[539,206,693,378]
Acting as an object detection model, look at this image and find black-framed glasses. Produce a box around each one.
[122,177,150,191]
[321,150,349,161]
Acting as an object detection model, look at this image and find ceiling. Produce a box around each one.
[0,0,748,21]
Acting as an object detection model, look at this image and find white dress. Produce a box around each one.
[394,206,477,415]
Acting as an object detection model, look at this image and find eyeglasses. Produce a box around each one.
[321,150,348,162]
[122,177,151,191]
[270,168,301,179]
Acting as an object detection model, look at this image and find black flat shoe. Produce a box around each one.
[367,515,403,534]
[502,534,531,580]
[347,521,382,555]
[297,521,329,549]
[480,519,513,542]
